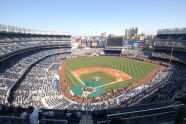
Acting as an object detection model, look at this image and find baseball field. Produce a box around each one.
[62,56,159,99]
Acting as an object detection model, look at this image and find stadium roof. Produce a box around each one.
[0,24,71,36]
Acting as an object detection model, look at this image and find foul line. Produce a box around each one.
[95,79,128,89]
[71,72,85,86]
[72,71,132,89]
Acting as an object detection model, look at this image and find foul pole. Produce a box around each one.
[169,42,174,66]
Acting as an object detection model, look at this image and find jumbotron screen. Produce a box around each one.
[106,37,123,47]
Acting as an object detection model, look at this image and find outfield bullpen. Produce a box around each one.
[62,56,159,99]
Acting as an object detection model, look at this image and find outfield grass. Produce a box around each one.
[80,71,116,84]
[65,56,158,92]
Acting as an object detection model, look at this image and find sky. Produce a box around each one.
[0,0,186,36]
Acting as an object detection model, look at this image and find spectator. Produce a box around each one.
[0,104,3,114]
[66,110,72,118]
[29,107,39,124]
[76,110,82,119]
[20,110,28,119]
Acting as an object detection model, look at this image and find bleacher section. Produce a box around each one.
[152,28,186,64]
[0,25,71,106]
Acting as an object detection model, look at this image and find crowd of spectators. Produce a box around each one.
[0,31,71,57]
[0,36,69,43]
[148,34,186,104]
[0,40,70,56]
[154,41,186,50]
[121,49,149,60]
[12,54,71,108]
[155,33,186,50]
[0,48,70,105]
[152,52,186,63]
[71,48,103,57]
[138,64,186,104]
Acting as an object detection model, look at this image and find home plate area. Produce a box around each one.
[71,67,132,98]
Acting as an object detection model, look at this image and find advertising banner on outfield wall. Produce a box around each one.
[86,42,92,47]
[92,41,97,47]
[81,42,87,47]
[123,40,146,48]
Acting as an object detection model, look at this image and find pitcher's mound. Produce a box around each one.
[93,76,101,82]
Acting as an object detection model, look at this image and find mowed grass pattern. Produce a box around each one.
[66,56,157,92]
[80,71,116,84]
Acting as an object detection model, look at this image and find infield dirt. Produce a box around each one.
[72,67,132,87]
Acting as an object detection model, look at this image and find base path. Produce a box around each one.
[71,71,86,86]
[72,67,132,88]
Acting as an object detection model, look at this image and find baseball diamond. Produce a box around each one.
[60,56,162,102]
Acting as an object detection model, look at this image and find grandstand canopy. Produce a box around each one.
[0,24,71,36]
[157,28,186,35]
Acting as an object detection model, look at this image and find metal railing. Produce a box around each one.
[96,104,183,124]
[107,104,182,118]
[98,111,176,124]
[0,116,67,124]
